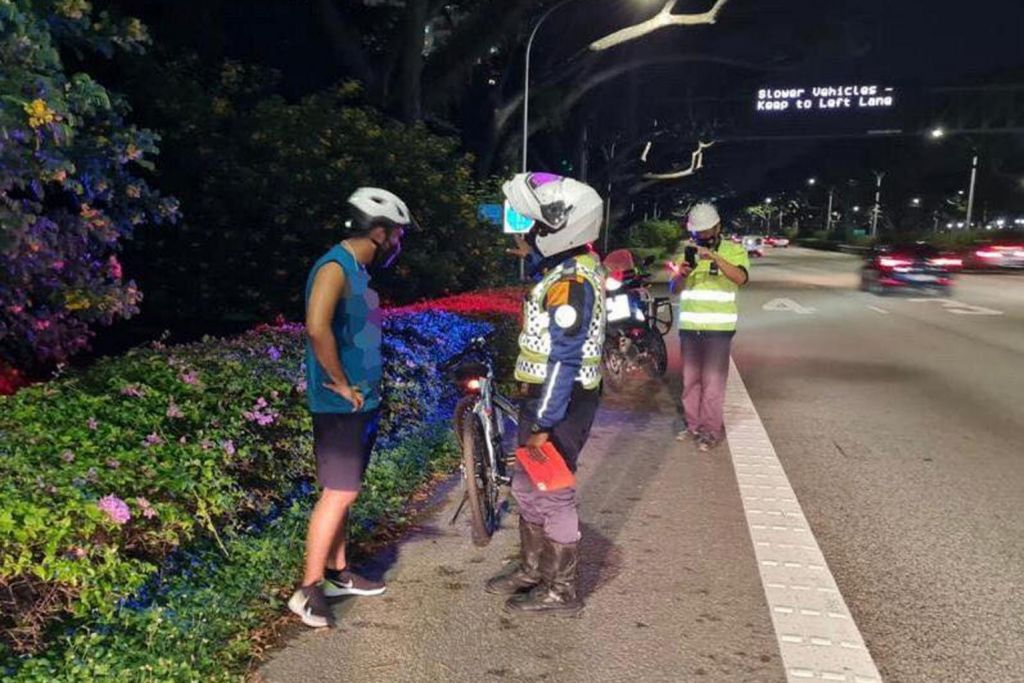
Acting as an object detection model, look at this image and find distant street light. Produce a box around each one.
[765,197,772,204]
[853,206,860,212]
[911,197,921,207]
[807,177,817,186]
[930,126,946,139]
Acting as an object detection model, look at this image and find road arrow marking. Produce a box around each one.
[763,298,817,315]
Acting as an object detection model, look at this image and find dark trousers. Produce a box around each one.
[512,384,600,544]
[679,330,734,440]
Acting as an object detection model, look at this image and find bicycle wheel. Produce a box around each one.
[643,328,669,378]
[653,298,673,336]
[452,395,475,440]
[460,414,498,546]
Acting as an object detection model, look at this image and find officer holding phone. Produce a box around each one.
[669,202,750,452]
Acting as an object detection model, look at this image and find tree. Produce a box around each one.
[0,0,178,368]
[119,67,508,330]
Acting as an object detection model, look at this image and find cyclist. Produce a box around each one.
[486,173,606,617]
[288,187,415,628]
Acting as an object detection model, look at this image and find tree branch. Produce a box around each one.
[589,0,733,52]
[643,140,715,180]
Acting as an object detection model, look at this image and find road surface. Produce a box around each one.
[259,247,1024,683]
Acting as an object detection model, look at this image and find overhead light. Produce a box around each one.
[930,126,946,139]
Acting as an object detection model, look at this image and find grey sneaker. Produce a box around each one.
[288,584,335,628]
[323,568,387,598]
[697,434,721,452]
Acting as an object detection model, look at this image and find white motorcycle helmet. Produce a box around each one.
[502,173,603,258]
[347,187,416,232]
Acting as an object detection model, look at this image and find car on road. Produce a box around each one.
[860,242,961,296]
[960,242,1024,270]
[742,235,765,257]
[765,236,790,248]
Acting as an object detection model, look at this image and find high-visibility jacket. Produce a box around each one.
[515,253,606,393]
[678,241,750,332]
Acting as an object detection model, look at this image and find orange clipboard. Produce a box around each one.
[515,441,576,492]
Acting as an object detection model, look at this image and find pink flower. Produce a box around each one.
[106,458,120,469]
[97,495,131,525]
[200,439,214,450]
[179,370,200,385]
[143,432,164,448]
[34,319,51,331]
[66,546,87,560]
[222,440,236,456]
[296,380,308,393]
[52,260,65,271]
[121,384,144,398]
[166,402,184,419]
[87,417,99,430]
[61,450,76,463]
[108,256,123,279]
[135,497,158,519]
[178,435,188,444]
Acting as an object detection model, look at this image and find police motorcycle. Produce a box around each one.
[601,249,672,390]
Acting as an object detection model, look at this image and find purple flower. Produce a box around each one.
[61,450,76,463]
[295,380,308,393]
[180,370,199,386]
[267,346,282,361]
[166,402,184,419]
[97,495,131,525]
[143,432,164,448]
[222,440,236,456]
[87,417,99,431]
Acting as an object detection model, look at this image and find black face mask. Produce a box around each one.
[370,233,402,270]
[691,231,721,249]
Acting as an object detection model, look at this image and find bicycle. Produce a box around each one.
[441,335,519,546]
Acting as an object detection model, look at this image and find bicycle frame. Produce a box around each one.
[469,363,518,488]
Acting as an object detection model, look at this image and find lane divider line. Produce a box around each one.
[867,306,889,315]
[725,358,883,683]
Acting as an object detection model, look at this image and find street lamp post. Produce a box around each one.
[965,153,979,230]
[825,187,835,235]
[870,172,885,238]
[522,0,583,172]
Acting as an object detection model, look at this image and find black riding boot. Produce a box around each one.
[505,538,583,617]
[485,518,546,595]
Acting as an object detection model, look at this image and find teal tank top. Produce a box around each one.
[304,244,382,413]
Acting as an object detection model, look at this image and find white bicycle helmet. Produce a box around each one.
[347,187,416,232]
[502,172,603,258]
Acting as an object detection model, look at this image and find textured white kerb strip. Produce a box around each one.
[725,358,883,683]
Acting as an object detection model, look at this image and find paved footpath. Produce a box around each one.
[258,324,872,682]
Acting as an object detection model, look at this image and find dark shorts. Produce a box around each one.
[311,410,380,491]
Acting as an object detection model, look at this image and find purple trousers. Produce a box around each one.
[512,385,599,544]
[679,330,734,440]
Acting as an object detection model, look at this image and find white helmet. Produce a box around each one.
[502,172,603,258]
[687,202,721,233]
[347,187,416,232]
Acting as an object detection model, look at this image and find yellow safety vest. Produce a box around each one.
[678,241,749,332]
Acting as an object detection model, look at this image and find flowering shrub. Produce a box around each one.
[0,0,179,369]
[0,308,489,668]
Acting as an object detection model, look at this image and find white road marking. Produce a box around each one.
[867,306,889,315]
[763,298,817,315]
[725,359,882,683]
[907,298,1003,316]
